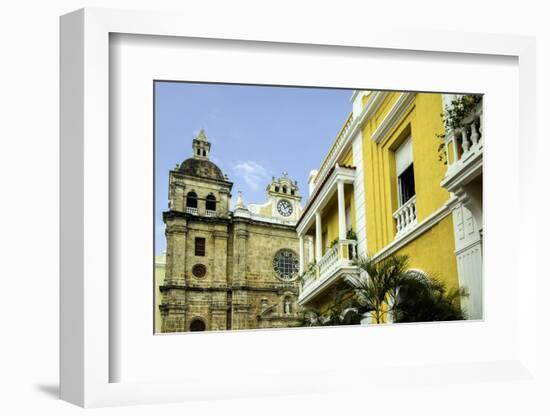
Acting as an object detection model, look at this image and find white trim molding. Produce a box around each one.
[371,92,416,143]
[297,165,356,236]
[351,130,367,257]
[370,199,454,262]
[310,91,389,197]
[298,263,359,306]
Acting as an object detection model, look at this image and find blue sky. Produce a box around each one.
[155,82,353,254]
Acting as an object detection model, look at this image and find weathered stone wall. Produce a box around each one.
[160,163,303,332]
[160,215,303,332]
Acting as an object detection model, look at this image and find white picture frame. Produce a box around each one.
[60,7,538,408]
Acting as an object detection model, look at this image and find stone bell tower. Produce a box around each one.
[159,129,233,332]
[192,128,211,160]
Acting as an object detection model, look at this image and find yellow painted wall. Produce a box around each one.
[391,214,459,291]
[411,94,449,219]
[362,92,449,254]
[154,252,166,333]
[322,196,339,254]
[341,148,353,167]
[305,93,460,317]
[313,215,458,318]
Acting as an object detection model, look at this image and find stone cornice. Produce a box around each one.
[209,302,229,311]
[170,170,233,188]
[162,283,299,294]
[231,214,297,231]
[159,283,186,292]
[159,302,187,311]
[234,229,249,238]
[163,210,231,224]
[213,231,229,239]
[165,224,188,234]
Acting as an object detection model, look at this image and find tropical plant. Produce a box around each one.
[329,238,339,249]
[295,261,316,284]
[392,277,468,323]
[346,228,357,240]
[344,255,414,324]
[436,94,483,164]
[299,289,362,327]
[344,255,468,324]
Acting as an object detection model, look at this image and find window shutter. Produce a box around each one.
[395,136,413,176]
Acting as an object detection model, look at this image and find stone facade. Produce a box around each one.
[158,130,303,332]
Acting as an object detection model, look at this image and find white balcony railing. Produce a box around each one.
[312,112,354,195]
[185,206,198,215]
[205,209,216,217]
[393,196,417,238]
[445,104,483,171]
[302,269,316,292]
[318,244,339,278]
[299,240,358,304]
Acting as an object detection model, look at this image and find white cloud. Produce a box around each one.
[233,161,269,191]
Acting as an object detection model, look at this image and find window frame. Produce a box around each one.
[186,191,198,208]
[397,163,416,206]
[194,236,206,257]
[205,194,216,211]
[394,136,415,207]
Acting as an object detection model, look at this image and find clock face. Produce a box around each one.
[277,199,293,217]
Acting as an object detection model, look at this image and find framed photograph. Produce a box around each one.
[60,8,538,408]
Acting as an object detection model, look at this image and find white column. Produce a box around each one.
[299,235,305,273]
[337,180,346,241]
[315,211,322,261]
[307,236,314,265]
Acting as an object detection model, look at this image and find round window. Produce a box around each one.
[192,264,207,278]
[272,249,299,280]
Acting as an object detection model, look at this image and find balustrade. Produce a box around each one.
[393,196,417,238]
[445,105,483,169]
[312,113,354,193]
[300,240,358,298]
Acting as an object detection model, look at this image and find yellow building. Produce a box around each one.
[296,91,483,322]
[154,252,166,332]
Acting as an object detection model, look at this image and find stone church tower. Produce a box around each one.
[159,130,303,332]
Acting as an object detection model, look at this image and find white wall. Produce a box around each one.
[1,1,549,415]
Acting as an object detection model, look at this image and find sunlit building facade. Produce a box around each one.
[296,91,483,321]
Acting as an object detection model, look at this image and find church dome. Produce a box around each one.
[178,157,225,181]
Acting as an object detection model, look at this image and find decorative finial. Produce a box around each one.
[283,171,288,177]
[236,191,244,209]
[196,128,208,141]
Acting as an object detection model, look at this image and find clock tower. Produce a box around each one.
[241,172,302,223]
[267,172,302,221]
